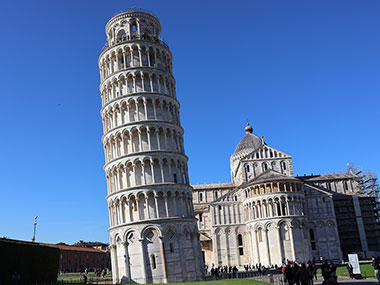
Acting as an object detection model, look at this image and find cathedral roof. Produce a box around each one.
[244,170,301,186]
[192,182,234,190]
[199,233,212,242]
[232,123,263,159]
[297,172,358,182]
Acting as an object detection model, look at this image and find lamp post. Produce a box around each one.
[31,216,38,242]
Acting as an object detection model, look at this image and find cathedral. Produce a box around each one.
[192,123,380,268]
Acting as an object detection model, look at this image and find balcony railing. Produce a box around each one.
[112,7,157,19]
[101,34,169,53]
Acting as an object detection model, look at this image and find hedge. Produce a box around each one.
[0,238,60,284]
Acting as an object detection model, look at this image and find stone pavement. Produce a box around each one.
[250,274,379,285]
[315,276,379,285]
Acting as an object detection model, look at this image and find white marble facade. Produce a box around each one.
[99,9,204,284]
[193,124,343,268]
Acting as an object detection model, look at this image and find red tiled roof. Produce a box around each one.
[40,243,106,253]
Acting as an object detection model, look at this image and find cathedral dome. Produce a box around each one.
[244,123,253,134]
[232,123,263,158]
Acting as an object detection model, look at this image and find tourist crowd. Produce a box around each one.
[281,261,333,285]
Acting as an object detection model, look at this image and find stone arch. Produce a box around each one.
[254,222,265,231]
[291,218,301,228]
[141,225,161,240]
[112,232,123,245]
[116,29,127,42]
[280,161,287,173]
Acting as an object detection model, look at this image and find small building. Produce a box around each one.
[42,243,110,273]
[72,240,109,251]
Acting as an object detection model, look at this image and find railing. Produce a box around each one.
[252,274,286,285]
[205,268,284,283]
[112,7,158,18]
[100,34,169,54]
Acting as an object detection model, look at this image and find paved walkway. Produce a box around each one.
[316,276,379,285]
[250,274,379,285]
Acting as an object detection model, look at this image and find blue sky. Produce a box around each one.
[0,0,379,244]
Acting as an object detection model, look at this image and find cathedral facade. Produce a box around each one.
[193,123,355,267]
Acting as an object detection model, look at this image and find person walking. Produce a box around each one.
[346,262,353,279]
[371,256,380,283]
[11,272,20,285]
[307,262,315,285]
[312,263,317,281]
[321,260,329,281]
[322,271,339,285]
[293,263,300,285]
[286,264,295,285]
[232,266,238,278]
[296,264,310,285]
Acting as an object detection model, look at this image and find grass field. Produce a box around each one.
[59,272,112,276]
[57,277,112,283]
[316,264,375,278]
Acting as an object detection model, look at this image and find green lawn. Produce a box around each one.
[57,277,112,283]
[59,272,82,276]
[59,272,112,276]
[57,279,82,283]
[317,264,375,278]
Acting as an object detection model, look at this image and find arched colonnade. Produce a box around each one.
[102,97,180,133]
[110,222,202,283]
[100,71,176,106]
[244,182,302,197]
[212,204,242,225]
[108,189,194,226]
[106,156,189,194]
[107,16,160,46]
[103,125,184,163]
[212,226,246,266]
[232,146,286,163]
[99,44,172,81]
[247,219,300,266]
[245,160,290,177]
[244,194,306,222]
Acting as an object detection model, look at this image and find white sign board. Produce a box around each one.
[348,254,361,274]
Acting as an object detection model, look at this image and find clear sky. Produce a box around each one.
[0,0,379,244]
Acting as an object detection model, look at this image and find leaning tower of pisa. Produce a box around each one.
[98,8,205,284]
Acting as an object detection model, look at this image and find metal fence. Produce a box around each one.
[251,274,286,285]
[111,7,158,18]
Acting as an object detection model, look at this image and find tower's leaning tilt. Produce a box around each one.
[98,8,205,284]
